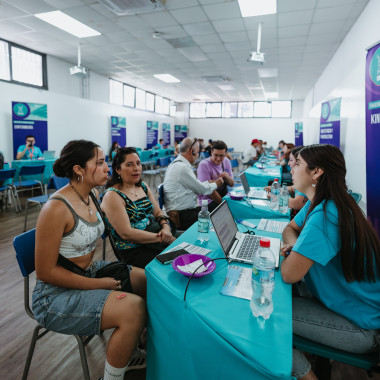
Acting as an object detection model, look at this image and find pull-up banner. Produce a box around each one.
[162,123,170,146]
[174,125,188,141]
[146,120,158,149]
[365,42,380,236]
[319,98,341,147]
[12,101,48,160]
[295,122,303,146]
[111,116,126,147]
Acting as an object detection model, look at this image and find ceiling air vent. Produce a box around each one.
[98,0,165,16]
[201,75,230,83]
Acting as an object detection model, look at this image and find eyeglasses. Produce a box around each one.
[211,152,226,158]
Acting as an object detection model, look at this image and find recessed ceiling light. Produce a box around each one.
[218,85,235,91]
[153,74,181,83]
[238,0,277,17]
[258,68,278,78]
[35,11,101,38]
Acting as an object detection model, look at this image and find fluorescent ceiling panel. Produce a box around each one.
[35,11,101,38]
[238,0,277,17]
[154,74,181,83]
[258,68,278,78]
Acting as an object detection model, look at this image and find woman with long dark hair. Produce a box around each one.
[101,147,176,268]
[281,144,380,380]
[32,140,147,380]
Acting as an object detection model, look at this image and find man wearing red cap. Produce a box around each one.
[243,139,260,166]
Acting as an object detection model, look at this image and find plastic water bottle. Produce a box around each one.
[250,238,276,320]
[197,199,210,243]
[270,178,280,210]
[279,185,289,214]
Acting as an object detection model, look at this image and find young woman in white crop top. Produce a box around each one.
[32,140,147,380]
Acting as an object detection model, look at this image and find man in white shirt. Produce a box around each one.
[164,137,224,230]
[243,139,260,166]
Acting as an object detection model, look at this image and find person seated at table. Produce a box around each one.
[273,140,285,161]
[154,139,164,150]
[163,137,224,230]
[277,143,295,183]
[265,146,308,213]
[109,141,120,162]
[174,140,180,156]
[16,135,43,160]
[101,147,177,268]
[280,144,380,380]
[32,140,147,380]
[197,140,234,212]
[243,139,260,166]
[204,139,213,156]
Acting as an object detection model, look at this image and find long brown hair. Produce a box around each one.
[299,144,380,282]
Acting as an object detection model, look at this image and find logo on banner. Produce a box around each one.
[111,117,119,127]
[13,102,30,118]
[321,103,330,120]
[369,47,380,86]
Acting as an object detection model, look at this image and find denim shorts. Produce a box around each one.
[32,260,113,337]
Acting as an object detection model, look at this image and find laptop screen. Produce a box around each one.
[239,172,250,195]
[210,201,238,256]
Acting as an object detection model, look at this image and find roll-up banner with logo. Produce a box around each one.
[111,116,126,147]
[319,98,341,147]
[174,125,188,141]
[365,42,380,236]
[162,123,170,146]
[12,101,48,160]
[146,121,158,149]
[295,122,303,146]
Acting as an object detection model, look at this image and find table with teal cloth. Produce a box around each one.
[11,159,56,185]
[225,194,291,220]
[245,164,282,187]
[146,217,293,379]
[139,150,153,162]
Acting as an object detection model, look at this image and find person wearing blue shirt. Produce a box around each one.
[154,139,164,150]
[280,144,380,380]
[16,135,43,160]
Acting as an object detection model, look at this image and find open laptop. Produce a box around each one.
[239,172,268,199]
[43,150,55,159]
[210,201,280,268]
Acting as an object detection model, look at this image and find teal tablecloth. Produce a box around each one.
[12,159,56,185]
[146,216,292,379]
[245,164,282,187]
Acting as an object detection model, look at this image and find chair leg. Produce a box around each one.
[24,202,29,232]
[22,325,41,380]
[74,335,91,380]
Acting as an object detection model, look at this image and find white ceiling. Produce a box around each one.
[0,0,369,103]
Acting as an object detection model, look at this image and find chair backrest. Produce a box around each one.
[0,168,16,181]
[52,176,70,190]
[158,183,164,209]
[349,192,362,204]
[19,164,45,176]
[14,228,36,277]
[230,159,239,168]
[158,157,169,167]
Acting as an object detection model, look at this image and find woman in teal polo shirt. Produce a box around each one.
[281,144,380,380]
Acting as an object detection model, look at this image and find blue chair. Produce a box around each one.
[14,229,94,380]
[14,165,45,210]
[0,169,19,212]
[349,191,362,204]
[24,176,70,231]
[293,335,380,376]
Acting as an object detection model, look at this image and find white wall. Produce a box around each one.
[188,100,304,152]
[302,0,380,207]
[0,55,175,162]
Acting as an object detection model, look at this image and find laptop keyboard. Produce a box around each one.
[236,235,260,260]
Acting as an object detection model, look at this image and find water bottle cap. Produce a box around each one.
[259,238,271,247]
[201,199,208,206]
[274,178,279,182]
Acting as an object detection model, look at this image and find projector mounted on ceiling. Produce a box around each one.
[70,44,88,77]
[248,22,265,65]
[98,0,165,15]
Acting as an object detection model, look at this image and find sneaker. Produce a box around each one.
[126,348,146,371]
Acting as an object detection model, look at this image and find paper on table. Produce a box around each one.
[177,259,207,274]
[220,265,252,300]
[165,242,211,255]
[249,199,269,207]
[257,219,288,233]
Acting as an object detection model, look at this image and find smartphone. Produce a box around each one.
[156,249,188,265]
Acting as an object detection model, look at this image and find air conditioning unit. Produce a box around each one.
[98,0,165,15]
